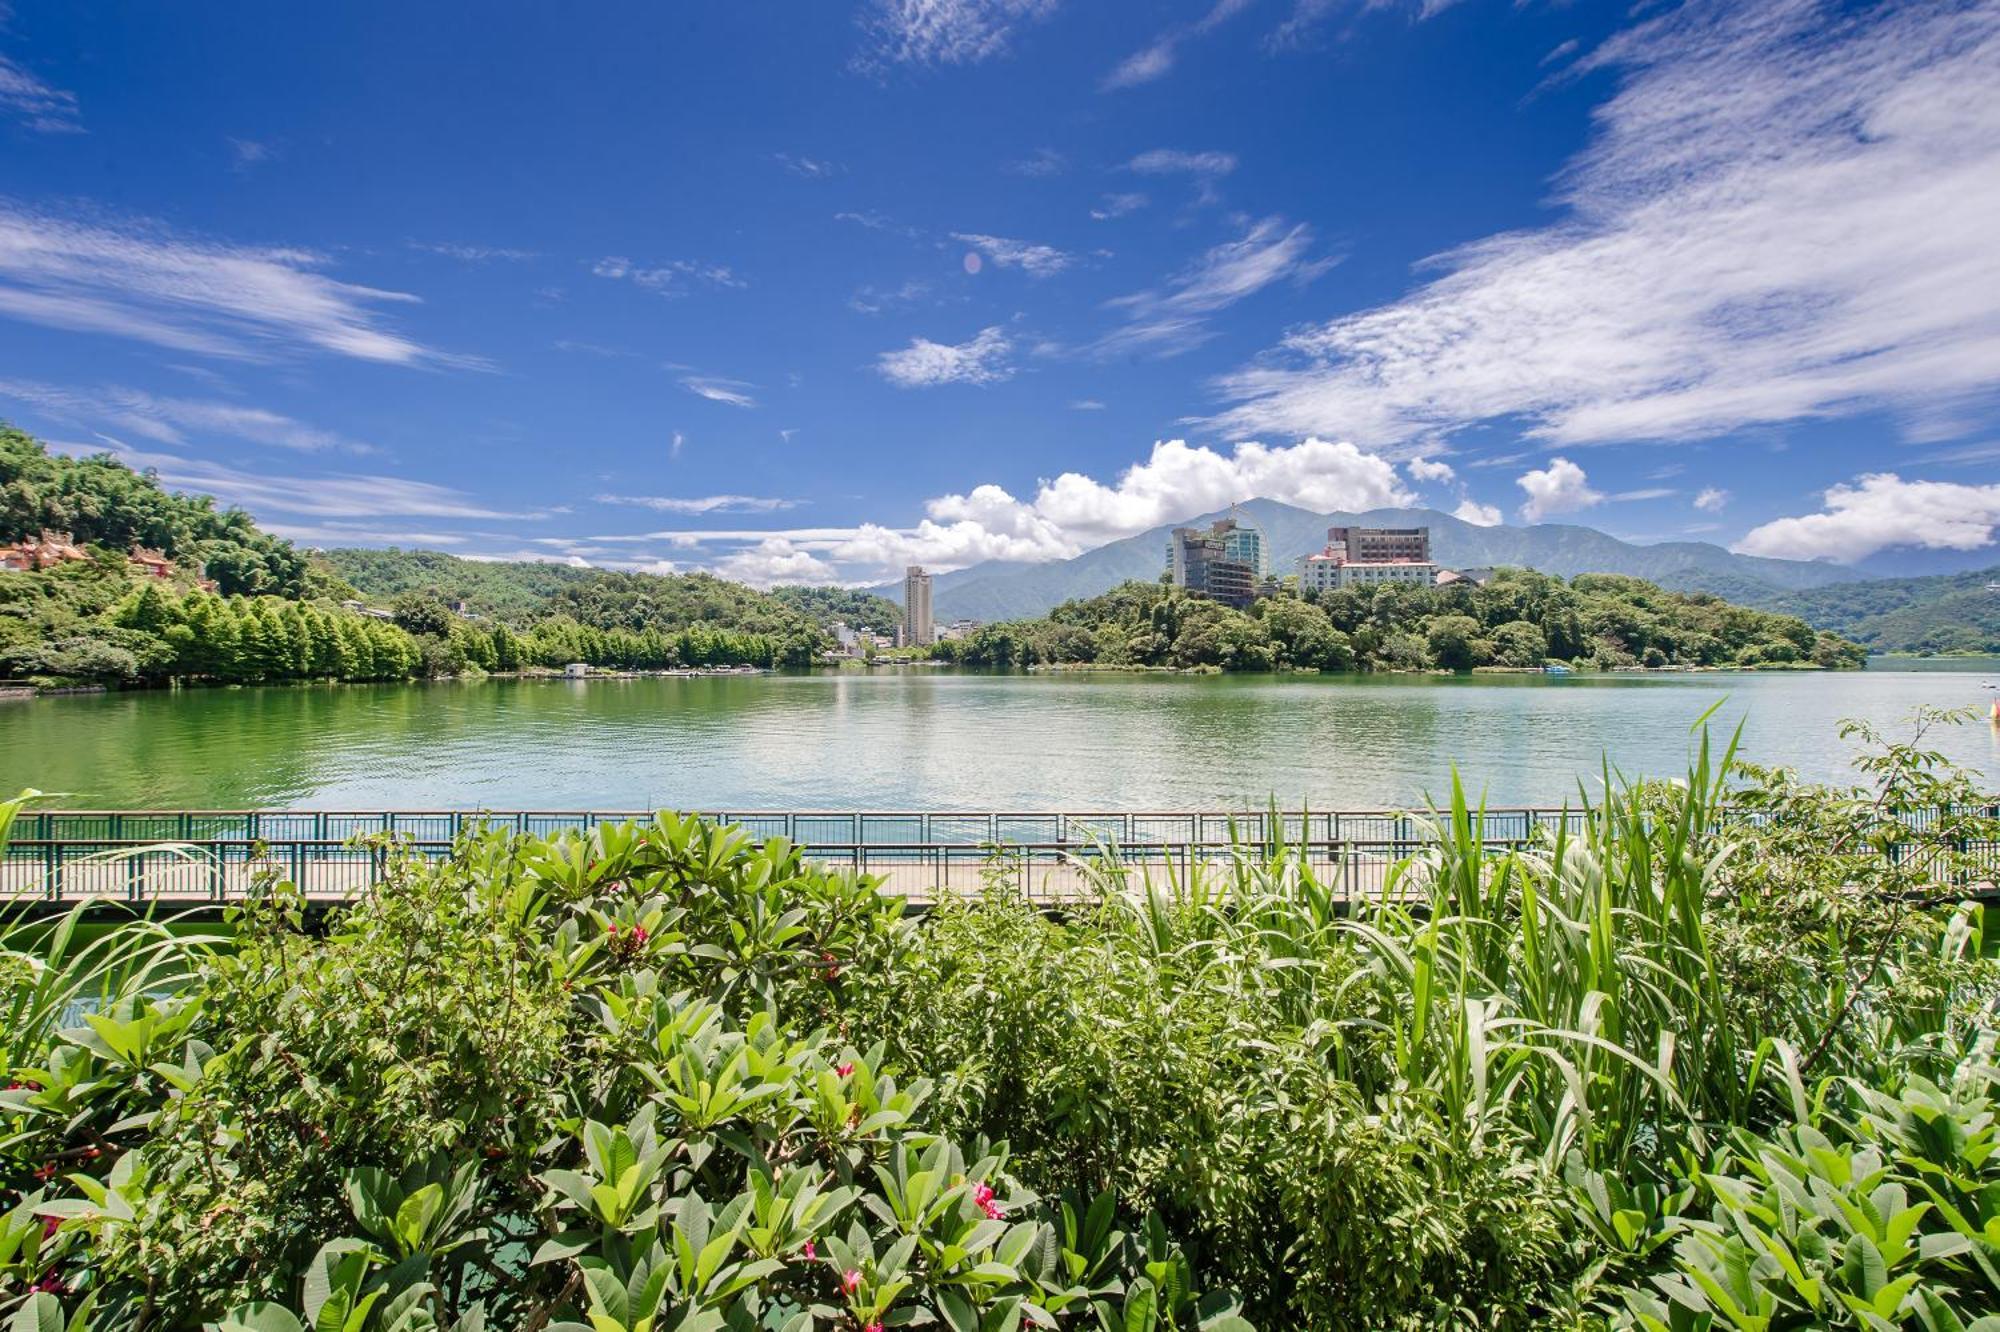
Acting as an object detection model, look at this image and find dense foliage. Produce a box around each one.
[3,715,1996,1329]
[935,571,1866,673]
[1,428,309,598]
[317,548,600,619]
[768,586,906,635]
[1764,566,2000,656]
[0,562,423,685]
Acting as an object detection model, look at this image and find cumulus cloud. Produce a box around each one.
[950,232,1072,277]
[1096,217,1333,357]
[0,201,461,366]
[712,538,846,588]
[1694,486,1730,513]
[0,52,81,133]
[1211,1,2000,451]
[1406,456,1455,483]
[876,326,1014,387]
[855,0,1059,69]
[1735,473,2000,562]
[1517,457,1603,522]
[608,437,1414,583]
[1453,498,1503,527]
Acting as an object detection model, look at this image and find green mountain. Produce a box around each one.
[889,500,1865,623]
[1760,566,2000,654]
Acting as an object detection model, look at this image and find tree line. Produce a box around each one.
[933,569,1866,672]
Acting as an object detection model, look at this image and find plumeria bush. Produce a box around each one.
[1,711,1997,1330]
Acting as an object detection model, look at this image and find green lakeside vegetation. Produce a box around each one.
[2,713,1998,1329]
[1768,568,2000,657]
[934,574,1867,673]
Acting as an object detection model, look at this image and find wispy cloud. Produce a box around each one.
[1212,1,2000,452]
[592,255,745,297]
[61,442,541,520]
[849,279,934,315]
[409,240,538,262]
[1090,192,1148,221]
[854,0,1060,70]
[1004,148,1066,177]
[227,137,278,171]
[1,378,375,454]
[950,232,1072,278]
[1693,486,1730,513]
[1126,148,1237,177]
[0,201,465,366]
[680,375,758,409]
[774,153,842,178]
[877,326,1014,387]
[0,51,81,133]
[594,493,799,515]
[1103,0,1254,91]
[1096,216,1332,357]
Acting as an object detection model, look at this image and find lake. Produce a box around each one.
[2,662,1996,811]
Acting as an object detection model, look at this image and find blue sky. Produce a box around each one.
[1,0,1997,586]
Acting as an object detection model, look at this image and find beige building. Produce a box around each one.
[902,565,934,646]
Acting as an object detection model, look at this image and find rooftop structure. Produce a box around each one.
[1,529,88,573]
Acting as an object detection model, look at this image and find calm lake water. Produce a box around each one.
[3,662,1996,811]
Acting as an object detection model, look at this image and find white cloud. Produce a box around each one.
[1517,457,1603,522]
[680,376,758,408]
[855,0,1059,69]
[1453,498,1503,527]
[1005,148,1067,177]
[1070,399,1106,410]
[950,232,1072,277]
[1097,216,1332,357]
[594,494,797,515]
[1406,456,1455,483]
[0,53,81,133]
[1090,193,1148,221]
[592,255,744,296]
[60,442,540,521]
[1126,148,1237,177]
[613,437,1412,582]
[1693,486,1730,512]
[848,280,933,315]
[408,240,537,262]
[0,378,373,454]
[227,138,277,171]
[774,153,841,178]
[0,201,459,365]
[1735,473,2000,562]
[1103,0,1254,90]
[877,326,1014,387]
[712,538,844,588]
[1267,0,1464,51]
[1212,1,2000,451]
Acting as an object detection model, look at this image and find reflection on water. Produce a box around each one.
[2,662,1995,810]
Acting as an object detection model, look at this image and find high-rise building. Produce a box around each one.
[1166,519,1259,607]
[902,565,934,646]
[1324,526,1431,564]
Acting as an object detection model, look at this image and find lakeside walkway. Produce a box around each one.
[4,805,1995,910]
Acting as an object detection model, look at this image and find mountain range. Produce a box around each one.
[875,500,1874,623]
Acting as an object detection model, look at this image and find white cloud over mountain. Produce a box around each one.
[1209,1,2000,450]
[1516,457,1602,522]
[1736,474,2000,563]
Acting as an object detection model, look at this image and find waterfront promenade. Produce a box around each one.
[4,803,1996,910]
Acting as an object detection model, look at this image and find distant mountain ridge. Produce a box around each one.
[878,500,1869,623]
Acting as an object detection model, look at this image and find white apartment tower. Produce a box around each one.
[902,565,935,646]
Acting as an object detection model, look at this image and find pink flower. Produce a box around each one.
[607,922,621,937]
[971,1182,994,1207]
[865,1324,884,1332]
[631,925,649,945]
[840,1268,863,1294]
[835,1062,855,1079]
[802,1240,816,1260]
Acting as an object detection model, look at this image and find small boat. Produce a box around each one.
[1543,663,1573,676]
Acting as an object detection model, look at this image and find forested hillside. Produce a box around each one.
[1763,565,2000,654]
[318,546,599,617]
[1,425,310,596]
[935,569,1865,673]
